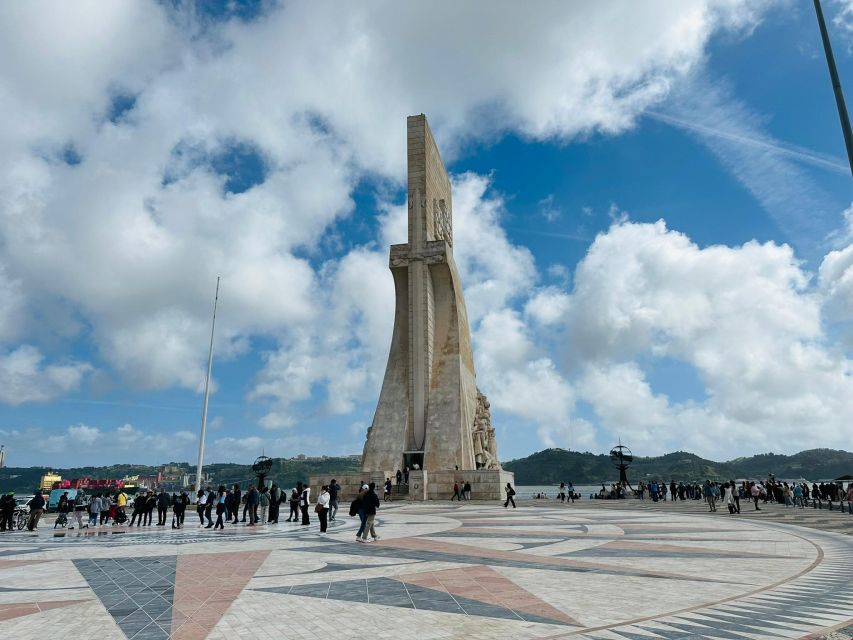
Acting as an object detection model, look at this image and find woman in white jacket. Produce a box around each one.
[724,482,738,515]
[317,486,331,536]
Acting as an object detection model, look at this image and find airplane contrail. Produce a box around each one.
[646,110,849,174]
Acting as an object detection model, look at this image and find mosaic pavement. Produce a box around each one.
[0,503,850,639]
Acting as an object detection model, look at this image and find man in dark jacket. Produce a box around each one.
[288,484,301,522]
[144,492,157,526]
[268,483,281,523]
[245,485,259,526]
[361,483,381,542]
[27,490,45,531]
[230,484,241,524]
[0,493,14,531]
[157,490,170,526]
[130,492,147,526]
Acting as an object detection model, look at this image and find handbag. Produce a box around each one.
[314,503,323,513]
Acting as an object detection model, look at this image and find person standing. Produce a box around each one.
[259,487,270,525]
[157,490,170,526]
[328,479,340,522]
[361,482,381,542]
[196,489,207,526]
[244,485,258,525]
[567,482,575,503]
[288,485,300,522]
[463,481,472,501]
[395,469,402,486]
[26,490,45,531]
[144,491,156,526]
[299,483,311,526]
[0,493,14,531]
[268,483,281,523]
[114,489,127,524]
[317,485,331,536]
[384,479,392,502]
[174,490,188,528]
[504,483,516,508]
[100,494,112,526]
[210,486,225,530]
[70,490,88,529]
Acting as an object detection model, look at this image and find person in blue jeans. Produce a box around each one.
[354,484,369,541]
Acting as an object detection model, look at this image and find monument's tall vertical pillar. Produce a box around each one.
[362,114,501,477]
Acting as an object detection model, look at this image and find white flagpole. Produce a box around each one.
[195,277,220,491]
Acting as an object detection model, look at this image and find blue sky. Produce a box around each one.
[0,1,852,467]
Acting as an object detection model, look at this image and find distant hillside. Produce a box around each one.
[0,456,361,494]
[2,448,850,493]
[503,448,853,484]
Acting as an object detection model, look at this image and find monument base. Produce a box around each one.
[309,469,514,502]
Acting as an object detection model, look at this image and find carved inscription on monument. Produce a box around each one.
[433,198,452,246]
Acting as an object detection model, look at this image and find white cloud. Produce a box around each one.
[538,195,561,223]
[562,219,853,457]
[0,346,90,405]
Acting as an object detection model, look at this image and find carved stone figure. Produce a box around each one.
[472,391,500,470]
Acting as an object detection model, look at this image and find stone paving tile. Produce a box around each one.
[0,504,849,639]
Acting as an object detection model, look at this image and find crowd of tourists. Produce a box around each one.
[634,478,853,514]
[19,477,388,541]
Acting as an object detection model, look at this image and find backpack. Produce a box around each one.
[349,497,361,517]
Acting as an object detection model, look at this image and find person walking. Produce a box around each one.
[750,482,762,511]
[157,490,170,526]
[213,486,227,530]
[384,478,392,502]
[259,487,270,525]
[129,492,146,527]
[89,494,102,527]
[204,487,215,526]
[361,482,381,542]
[353,484,368,542]
[317,485,331,536]
[268,483,281,524]
[288,485,300,522]
[504,483,516,508]
[703,480,716,512]
[463,481,472,501]
[299,483,311,526]
[451,482,461,501]
[172,491,188,528]
[395,469,402,486]
[329,479,340,522]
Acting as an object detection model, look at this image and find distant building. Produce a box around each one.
[0,445,6,468]
[40,471,62,492]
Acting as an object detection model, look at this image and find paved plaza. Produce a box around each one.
[2,502,851,640]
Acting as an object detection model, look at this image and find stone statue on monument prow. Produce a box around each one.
[361,114,504,476]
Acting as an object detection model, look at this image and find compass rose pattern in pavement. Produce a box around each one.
[0,504,849,639]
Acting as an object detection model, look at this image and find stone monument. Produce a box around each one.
[312,115,513,500]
